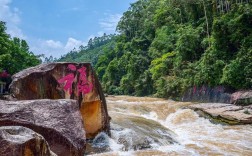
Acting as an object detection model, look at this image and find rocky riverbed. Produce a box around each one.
[188,103,252,124]
[88,96,252,156]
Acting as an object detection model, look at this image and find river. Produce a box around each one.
[87,96,252,156]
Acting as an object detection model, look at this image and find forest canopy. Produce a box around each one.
[1,0,251,99]
[0,21,41,74]
[59,0,251,98]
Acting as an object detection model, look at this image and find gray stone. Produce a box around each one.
[9,62,110,138]
[0,126,55,156]
[189,103,252,124]
[231,90,252,106]
[0,99,86,156]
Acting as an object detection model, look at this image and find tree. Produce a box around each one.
[0,21,40,74]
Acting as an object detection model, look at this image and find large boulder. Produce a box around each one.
[0,99,86,156]
[231,90,252,106]
[0,126,55,156]
[9,62,110,138]
[189,103,252,124]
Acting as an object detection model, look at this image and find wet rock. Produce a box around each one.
[231,90,252,106]
[109,112,177,151]
[0,99,86,156]
[92,132,110,148]
[9,62,110,138]
[86,112,177,154]
[85,132,111,155]
[0,126,55,156]
[189,103,252,124]
[182,85,232,103]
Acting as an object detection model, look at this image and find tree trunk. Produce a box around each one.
[202,0,211,47]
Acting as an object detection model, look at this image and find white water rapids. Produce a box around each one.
[89,96,252,156]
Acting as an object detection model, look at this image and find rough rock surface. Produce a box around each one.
[0,99,86,156]
[189,103,252,124]
[9,62,110,138]
[0,126,55,156]
[231,90,252,106]
[182,85,232,103]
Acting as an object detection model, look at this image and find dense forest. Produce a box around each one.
[58,0,252,98]
[1,0,251,99]
[57,33,116,65]
[0,21,41,74]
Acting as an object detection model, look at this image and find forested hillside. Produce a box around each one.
[60,0,252,98]
[0,21,40,74]
[57,34,116,65]
[97,0,252,98]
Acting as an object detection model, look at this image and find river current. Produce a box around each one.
[89,96,252,156]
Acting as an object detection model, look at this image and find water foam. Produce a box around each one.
[107,99,169,105]
[103,97,252,156]
[138,108,252,156]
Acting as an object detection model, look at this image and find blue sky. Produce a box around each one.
[0,0,136,58]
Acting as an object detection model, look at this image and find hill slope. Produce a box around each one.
[58,0,252,99]
[57,34,116,66]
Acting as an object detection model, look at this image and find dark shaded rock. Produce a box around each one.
[9,62,110,138]
[0,99,86,156]
[0,126,55,156]
[182,85,232,103]
[231,90,252,106]
[92,132,110,148]
[188,103,252,124]
[85,132,111,155]
[0,94,14,100]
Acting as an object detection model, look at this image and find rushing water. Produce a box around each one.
[88,96,252,156]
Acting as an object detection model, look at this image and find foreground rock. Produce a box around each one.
[0,126,55,156]
[9,62,110,138]
[0,99,86,156]
[189,103,252,124]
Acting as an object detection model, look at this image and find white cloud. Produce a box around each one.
[45,40,63,49]
[87,34,95,40]
[63,7,80,12]
[0,0,25,39]
[0,0,88,59]
[97,31,104,36]
[99,13,122,33]
[0,1,119,59]
[30,37,87,58]
[64,37,85,52]
[70,7,79,11]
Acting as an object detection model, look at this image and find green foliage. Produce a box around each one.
[221,36,252,89]
[148,25,177,59]
[175,25,204,62]
[59,1,252,98]
[0,21,40,74]
[57,34,116,65]
[150,52,175,80]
